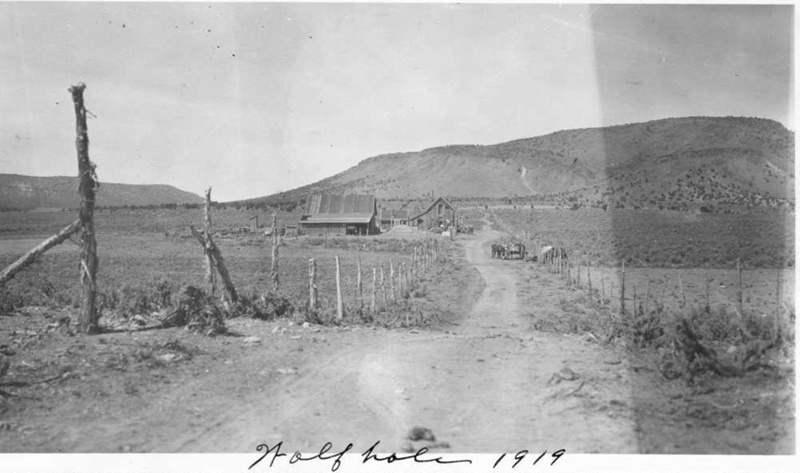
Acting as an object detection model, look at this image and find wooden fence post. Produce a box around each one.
[576,257,581,288]
[775,268,783,343]
[335,255,343,320]
[308,258,317,312]
[389,259,397,302]
[412,247,418,283]
[737,257,743,319]
[643,277,651,317]
[189,225,238,304]
[620,260,626,316]
[587,260,593,306]
[400,262,407,298]
[356,255,363,313]
[678,271,686,310]
[204,187,217,297]
[271,214,279,293]
[705,266,711,314]
[370,267,377,315]
[379,264,388,310]
[600,271,605,307]
[70,83,100,334]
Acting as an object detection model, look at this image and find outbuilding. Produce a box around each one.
[299,193,379,236]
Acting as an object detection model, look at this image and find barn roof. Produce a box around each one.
[300,193,376,225]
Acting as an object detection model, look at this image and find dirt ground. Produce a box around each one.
[0,225,794,455]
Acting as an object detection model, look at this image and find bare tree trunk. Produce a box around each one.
[271,214,279,292]
[204,187,217,297]
[189,225,238,303]
[308,258,317,312]
[70,83,100,334]
[0,219,81,286]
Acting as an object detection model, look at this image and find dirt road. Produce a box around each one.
[166,229,639,453]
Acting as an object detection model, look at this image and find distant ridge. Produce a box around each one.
[0,174,203,210]
[236,116,794,212]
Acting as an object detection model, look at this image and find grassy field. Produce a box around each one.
[0,208,464,326]
[490,207,794,268]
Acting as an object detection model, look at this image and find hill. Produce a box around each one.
[0,174,203,210]
[235,116,794,212]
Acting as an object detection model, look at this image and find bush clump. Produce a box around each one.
[162,285,226,336]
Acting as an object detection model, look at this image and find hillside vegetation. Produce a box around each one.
[238,116,794,212]
[0,174,203,210]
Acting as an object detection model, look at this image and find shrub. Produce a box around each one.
[162,286,226,336]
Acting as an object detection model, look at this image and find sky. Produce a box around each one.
[0,3,794,201]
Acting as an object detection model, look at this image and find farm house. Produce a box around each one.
[409,196,457,231]
[379,208,411,231]
[298,193,379,236]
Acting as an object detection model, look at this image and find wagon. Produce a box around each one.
[503,242,526,260]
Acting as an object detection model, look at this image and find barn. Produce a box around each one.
[409,196,457,231]
[299,193,379,236]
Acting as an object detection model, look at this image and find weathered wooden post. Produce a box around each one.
[775,268,783,343]
[587,260,593,306]
[370,267,377,315]
[356,255,363,313]
[399,262,405,298]
[379,264,388,310]
[204,187,217,297]
[600,271,605,307]
[620,260,626,315]
[678,271,686,310]
[271,214,279,292]
[633,285,638,317]
[70,83,100,334]
[737,257,743,319]
[308,258,317,312]
[389,259,397,302]
[643,277,651,317]
[335,255,343,320]
[705,266,711,314]
[412,247,418,284]
[404,261,409,296]
[189,225,238,304]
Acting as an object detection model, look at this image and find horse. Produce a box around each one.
[491,244,505,259]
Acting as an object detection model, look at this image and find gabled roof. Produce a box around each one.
[305,194,376,215]
[409,196,455,221]
[300,193,376,225]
